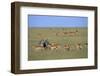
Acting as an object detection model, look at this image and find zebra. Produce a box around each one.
[39,39,50,48]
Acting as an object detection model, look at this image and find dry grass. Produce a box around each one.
[28,28,88,60]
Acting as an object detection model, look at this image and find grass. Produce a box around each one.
[28,28,88,60]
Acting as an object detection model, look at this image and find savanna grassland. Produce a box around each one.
[28,28,88,60]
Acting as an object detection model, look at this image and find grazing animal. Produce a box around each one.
[50,45,57,50]
[64,44,70,51]
[68,32,76,36]
[32,45,44,50]
[39,39,49,48]
[39,39,45,47]
[63,32,68,35]
[50,42,57,46]
[48,43,61,50]
[62,30,78,36]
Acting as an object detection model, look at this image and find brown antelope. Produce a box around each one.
[63,32,68,35]
[32,45,44,51]
[48,43,61,50]
[62,30,78,36]
[50,42,57,46]
[68,32,76,36]
[64,44,70,51]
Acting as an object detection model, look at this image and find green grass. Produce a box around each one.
[28,28,88,60]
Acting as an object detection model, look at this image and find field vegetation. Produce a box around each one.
[28,28,88,60]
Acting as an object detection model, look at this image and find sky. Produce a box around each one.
[28,15,88,28]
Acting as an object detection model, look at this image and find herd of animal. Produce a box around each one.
[31,29,87,51]
[32,42,88,51]
[55,30,78,36]
[36,29,79,40]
